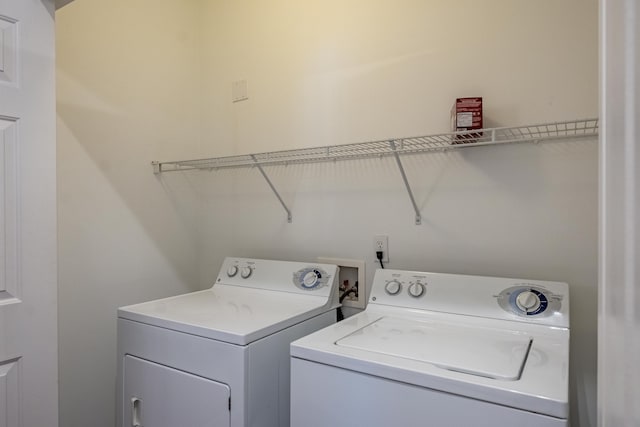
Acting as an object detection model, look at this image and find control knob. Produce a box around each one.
[516,290,541,313]
[385,280,402,295]
[408,282,425,298]
[302,271,319,288]
[227,265,238,277]
[240,266,253,279]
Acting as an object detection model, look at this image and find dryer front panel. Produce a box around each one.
[123,355,230,427]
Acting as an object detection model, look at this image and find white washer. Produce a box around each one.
[291,268,570,427]
[117,257,339,427]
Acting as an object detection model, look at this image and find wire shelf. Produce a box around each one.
[151,118,599,224]
[152,118,598,173]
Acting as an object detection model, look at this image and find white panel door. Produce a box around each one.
[123,356,231,427]
[0,0,57,426]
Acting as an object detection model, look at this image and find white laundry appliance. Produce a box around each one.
[291,268,570,427]
[117,257,339,427]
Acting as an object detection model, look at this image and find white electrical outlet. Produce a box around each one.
[373,235,389,263]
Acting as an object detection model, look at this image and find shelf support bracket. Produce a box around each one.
[251,155,292,223]
[152,161,161,174]
[389,140,422,225]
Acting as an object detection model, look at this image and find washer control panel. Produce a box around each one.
[379,275,428,298]
[225,262,254,279]
[496,284,563,317]
[369,269,569,328]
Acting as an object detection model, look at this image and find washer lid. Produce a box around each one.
[336,316,531,380]
[118,285,334,345]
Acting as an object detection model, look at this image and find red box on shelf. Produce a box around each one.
[451,97,483,144]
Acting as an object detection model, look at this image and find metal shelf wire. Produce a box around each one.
[151,118,599,224]
[152,118,598,173]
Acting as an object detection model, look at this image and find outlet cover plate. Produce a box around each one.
[373,235,389,263]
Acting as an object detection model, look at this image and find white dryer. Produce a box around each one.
[291,268,570,427]
[117,257,339,427]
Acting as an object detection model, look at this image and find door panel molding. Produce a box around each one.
[0,15,17,86]
[0,358,21,427]
[0,117,18,304]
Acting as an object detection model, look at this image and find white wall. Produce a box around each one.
[196,1,598,425]
[56,1,203,426]
[599,0,640,425]
[57,1,598,426]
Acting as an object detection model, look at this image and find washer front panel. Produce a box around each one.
[292,357,568,427]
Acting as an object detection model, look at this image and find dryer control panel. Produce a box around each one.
[215,257,338,298]
[292,267,332,291]
[369,269,569,328]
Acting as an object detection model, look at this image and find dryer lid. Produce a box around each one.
[335,316,532,380]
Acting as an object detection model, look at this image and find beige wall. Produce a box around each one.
[57,1,598,426]
[200,0,596,154]
[197,1,598,426]
[56,1,203,426]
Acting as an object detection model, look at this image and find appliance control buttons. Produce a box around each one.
[408,282,425,298]
[240,266,253,279]
[516,290,541,312]
[227,265,238,277]
[302,271,319,288]
[385,280,402,295]
[497,284,557,317]
[293,267,330,291]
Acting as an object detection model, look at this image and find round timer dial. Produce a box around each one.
[293,267,330,291]
[227,265,238,277]
[408,282,425,298]
[497,285,557,317]
[240,266,253,279]
[302,271,320,288]
[516,290,541,312]
[385,280,402,295]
